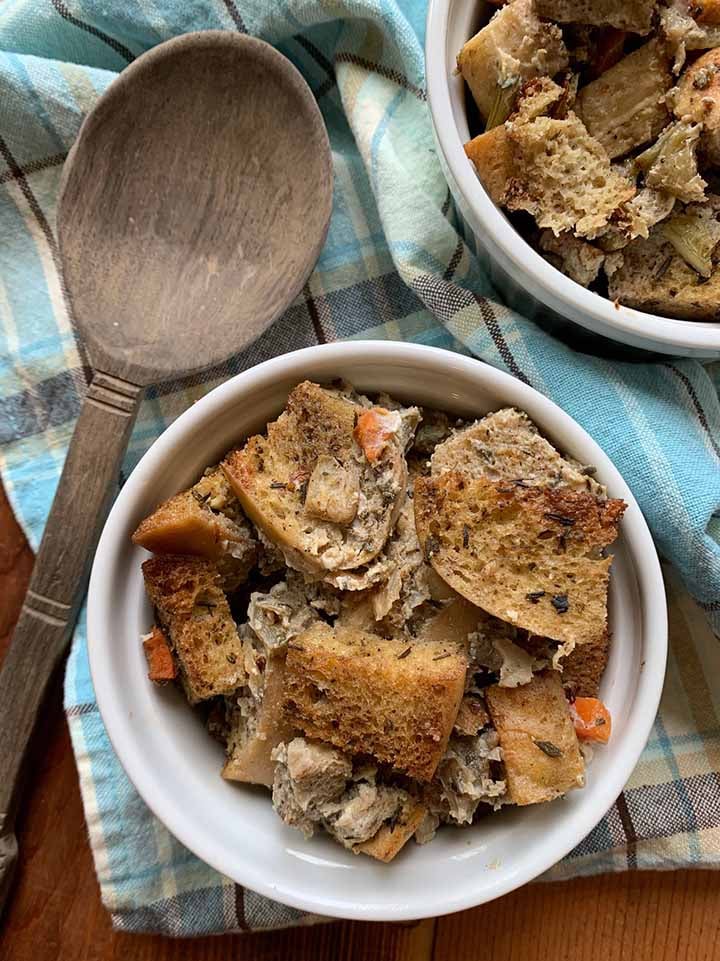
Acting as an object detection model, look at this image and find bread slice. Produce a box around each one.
[485,671,584,805]
[132,468,257,591]
[534,0,656,33]
[283,622,467,781]
[674,48,720,163]
[562,629,610,698]
[355,798,427,862]
[463,73,565,203]
[519,628,610,697]
[457,0,568,121]
[430,407,606,499]
[607,199,720,319]
[414,596,486,648]
[575,40,671,160]
[222,656,296,786]
[465,125,514,205]
[414,473,626,659]
[222,382,414,575]
[505,113,635,239]
[142,554,245,703]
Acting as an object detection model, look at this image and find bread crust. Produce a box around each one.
[414,473,625,659]
[486,671,584,805]
[142,554,245,702]
[284,622,467,782]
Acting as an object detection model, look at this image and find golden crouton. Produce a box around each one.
[284,622,467,782]
[486,671,584,805]
[575,40,672,159]
[142,554,245,703]
[414,473,626,660]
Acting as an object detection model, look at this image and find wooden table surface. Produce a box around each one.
[1,477,719,961]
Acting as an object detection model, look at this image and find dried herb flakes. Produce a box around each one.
[533,739,563,758]
[551,594,569,614]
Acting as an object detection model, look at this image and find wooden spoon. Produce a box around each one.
[0,30,332,913]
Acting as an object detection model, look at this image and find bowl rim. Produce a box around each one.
[424,0,720,354]
[88,341,668,920]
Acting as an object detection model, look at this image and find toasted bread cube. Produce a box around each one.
[608,239,720,319]
[674,48,720,163]
[414,473,626,660]
[431,407,606,499]
[133,491,224,557]
[464,126,513,204]
[576,41,672,159]
[486,671,584,805]
[222,658,295,786]
[534,0,656,34]
[223,382,412,575]
[562,629,610,697]
[414,596,485,648]
[464,78,565,204]
[355,799,427,862]
[284,622,467,781]
[457,0,568,121]
[142,625,177,684]
[142,555,245,703]
[132,474,257,591]
[505,114,635,239]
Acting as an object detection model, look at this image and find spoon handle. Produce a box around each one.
[0,370,143,918]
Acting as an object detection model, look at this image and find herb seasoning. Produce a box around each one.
[543,511,575,527]
[551,594,569,614]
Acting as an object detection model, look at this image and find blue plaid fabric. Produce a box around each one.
[2,0,720,936]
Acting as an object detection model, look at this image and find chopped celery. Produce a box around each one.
[657,214,718,278]
[485,78,519,131]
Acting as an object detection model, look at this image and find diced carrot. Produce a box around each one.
[142,626,177,683]
[697,0,720,25]
[570,696,612,743]
[353,407,396,463]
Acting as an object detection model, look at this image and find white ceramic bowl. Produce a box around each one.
[89,342,667,921]
[425,0,720,358]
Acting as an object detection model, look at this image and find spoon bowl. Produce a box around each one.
[59,30,333,383]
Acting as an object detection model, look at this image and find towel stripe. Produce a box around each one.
[49,0,135,63]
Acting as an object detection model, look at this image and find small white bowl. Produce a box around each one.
[88,341,667,921]
[425,0,720,358]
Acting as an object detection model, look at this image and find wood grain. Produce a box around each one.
[0,373,142,916]
[434,871,720,961]
[58,31,332,384]
[1,476,719,961]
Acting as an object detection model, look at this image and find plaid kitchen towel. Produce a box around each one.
[1,0,720,937]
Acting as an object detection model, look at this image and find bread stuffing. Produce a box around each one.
[459,0,720,321]
[133,381,624,861]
